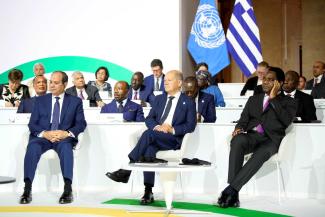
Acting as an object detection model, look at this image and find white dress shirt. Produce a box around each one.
[161,91,181,126]
[76,87,88,100]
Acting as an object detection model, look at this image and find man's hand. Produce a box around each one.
[154,124,174,134]
[232,128,244,137]
[97,101,105,108]
[140,100,147,107]
[43,130,69,143]
[270,80,280,99]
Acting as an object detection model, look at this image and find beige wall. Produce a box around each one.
[302,0,325,80]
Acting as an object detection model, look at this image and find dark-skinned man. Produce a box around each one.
[217,69,297,208]
[183,76,216,123]
[101,81,144,122]
[128,71,151,107]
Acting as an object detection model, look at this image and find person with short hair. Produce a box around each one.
[101,81,145,122]
[253,66,285,95]
[20,71,87,205]
[144,59,165,104]
[88,66,112,98]
[128,71,151,106]
[183,76,216,123]
[0,68,30,107]
[195,62,209,72]
[297,75,307,90]
[17,75,47,113]
[65,71,104,107]
[105,70,196,205]
[27,63,46,96]
[305,61,325,90]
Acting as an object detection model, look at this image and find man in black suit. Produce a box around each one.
[183,76,216,123]
[305,61,325,90]
[240,61,269,96]
[253,66,285,96]
[217,69,297,208]
[283,70,317,122]
[65,71,104,107]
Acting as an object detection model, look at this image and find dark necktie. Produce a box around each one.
[79,90,85,100]
[160,96,175,124]
[134,91,138,100]
[118,101,124,113]
[51,96,60,130]
[313,78,318,87]
[155,78,159,91]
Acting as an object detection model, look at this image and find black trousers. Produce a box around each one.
[228,132,279,191]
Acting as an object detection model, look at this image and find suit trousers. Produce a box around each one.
[128,129,180,186]
[24,137,74,182]
[228,132,279,191]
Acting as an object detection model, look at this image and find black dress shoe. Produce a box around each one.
[19,190,32,204]
[105,169,131,183]
[59,190,73,204]
[140,191,154,205]
[217,192,240,208]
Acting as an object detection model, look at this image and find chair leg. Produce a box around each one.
[74,157,79,198]
[130,173,134,194]
[276,161,282,204]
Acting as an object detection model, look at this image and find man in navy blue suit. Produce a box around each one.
[106,70,196,205]
[144,59,165,104]
[20,71,87,205]
[127,71,151,107]
[17,75,47,113]
[101,81,145,122]
[183,76,216,123]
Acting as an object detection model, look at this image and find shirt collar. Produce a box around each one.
[167,91,181,99]
[284,89,296,97]
[52,92,65,100]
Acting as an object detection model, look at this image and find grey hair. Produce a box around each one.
[71,71,83,81]
[33,63,45,71]
[167,70,183,81]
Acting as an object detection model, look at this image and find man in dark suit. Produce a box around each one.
[305,61,325,90]
[217,69,296,208]
[101,81,145,122]
[240,61,269,96]
[127,71,151,106]
[144,59,165,104]
[65,71,104,107]
[17,75,47,113]
[20,71,87,204]
[283,70,317,122]
[253,66,285,96]
[106,70,196,205]
[183,76,216,123]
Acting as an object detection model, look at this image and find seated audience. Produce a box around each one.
[297,75,307,90]
[105,70,196,205]
[17,75,47,113]
[240,61,269,96]
[217,69,296,208]
[66,71,104,107]
[144,59,165,104]
[27,63,46,96]
[305,61,325,90]
[253,66,285,95]
[128,71,151,106]
[196,70,225,107]
[183,76,216,123]
[0,68,30,107]
[88,66,112,99]
[19,71,87,204]
[101,81,144,122]
[283,71,317,122]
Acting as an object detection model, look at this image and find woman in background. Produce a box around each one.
[88,66,112,98]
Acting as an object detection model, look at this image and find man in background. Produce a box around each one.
[128,71,151,106]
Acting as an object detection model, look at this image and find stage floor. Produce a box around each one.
[0,191,324,217]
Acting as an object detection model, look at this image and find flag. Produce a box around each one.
[187,0,230,76]
[226,0,263,77]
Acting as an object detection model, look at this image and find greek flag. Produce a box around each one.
[226,0,262,77]
[187,0,229,76]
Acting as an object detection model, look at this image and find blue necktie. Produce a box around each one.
[160,96,175,124]
[51,96,60,130]
[118,101,123,113]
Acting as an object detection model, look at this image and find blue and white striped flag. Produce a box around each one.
[187,0,230,76]
[226,0,263,77]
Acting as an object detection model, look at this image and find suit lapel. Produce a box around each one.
[158,94,168,120]
[60,93,70,123]
[172,93,184,125]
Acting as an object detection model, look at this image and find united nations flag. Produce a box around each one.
[187,0,230,76]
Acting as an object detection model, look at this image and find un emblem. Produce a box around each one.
[191,4,225,49]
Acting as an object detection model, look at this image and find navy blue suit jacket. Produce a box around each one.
[198,92,216,123]
[17,97,36,113]
[28,93,87,145]
[144,74,165,105]
[145,93,196,144]
[100,99,145,122]
[127,85,151,103]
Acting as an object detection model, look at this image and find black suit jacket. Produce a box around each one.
[65,84,101,107]
[253,85,264,95]
[306,74,325,90]
[236,93,296,146]
[293,90,317,122]
[241,76,258,96]
[311,83,325,99]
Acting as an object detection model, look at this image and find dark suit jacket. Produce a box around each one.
[293,90,317,122]
[311,83,325,99]
[17,97,36,113]
[145,93,196,144]
[198,92,216,123]
[253,85,264,95]
[100,99,145,122]
[127,85,151,103]
[236,93,296,146]
[28,93,87,145]
[241,76,258,96]
[144,74,165,105]
[65,85,101,107]
[306,74,325,90]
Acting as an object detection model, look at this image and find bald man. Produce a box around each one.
[305,61,325,90]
